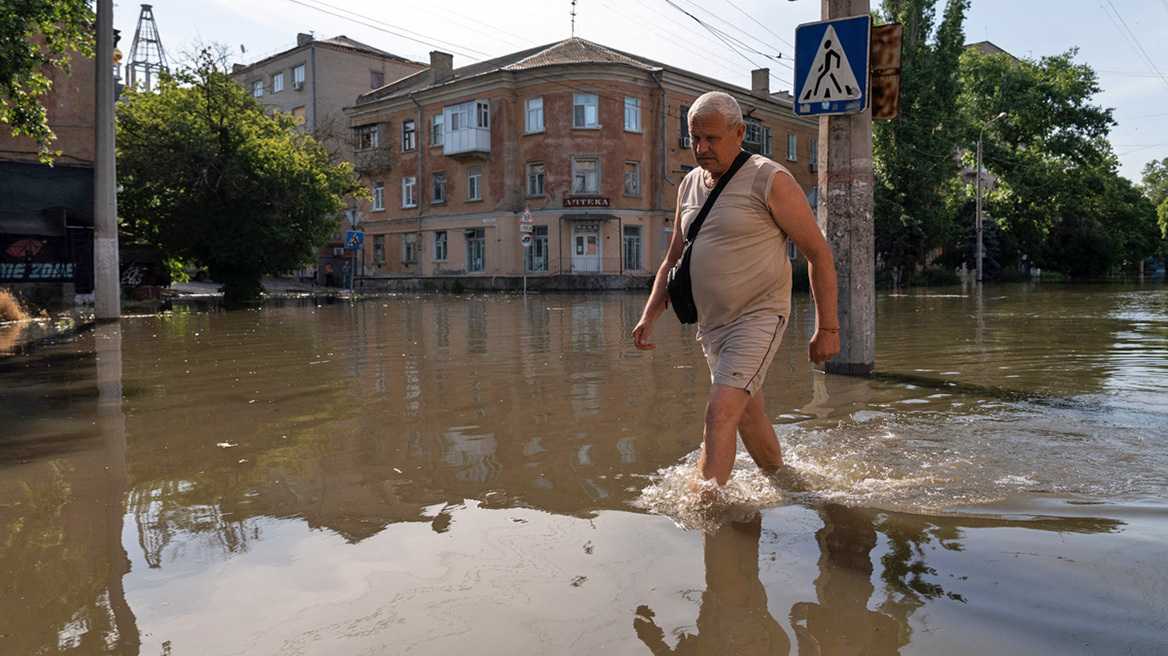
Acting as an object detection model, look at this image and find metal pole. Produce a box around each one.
[94,0,120,320]
[821,0,875,377]
[976,130,983,283]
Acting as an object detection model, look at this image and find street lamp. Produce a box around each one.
[976,111,1007,283]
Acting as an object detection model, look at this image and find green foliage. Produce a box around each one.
[873,0,969,278]
[116,50,365,308]
[0,0,94,161]
[1143,158,1168,243]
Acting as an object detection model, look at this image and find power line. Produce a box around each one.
[662,0,773,76]
[1097,0,1168,95]
[719,0,796,51]
[284,0,493,60]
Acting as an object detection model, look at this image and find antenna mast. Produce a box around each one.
[571,0,577,37]
[128,4,169,92]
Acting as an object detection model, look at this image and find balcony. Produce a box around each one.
[443,99,491,160]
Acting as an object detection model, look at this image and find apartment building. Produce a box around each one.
[344,38,819,282]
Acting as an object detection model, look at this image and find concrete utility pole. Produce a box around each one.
[95,0,120,320]
[820,0,874,376]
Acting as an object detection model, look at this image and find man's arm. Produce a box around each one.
[767,170,841,364]
[632,200,686,350]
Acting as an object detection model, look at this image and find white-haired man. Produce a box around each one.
[632,91,840,485]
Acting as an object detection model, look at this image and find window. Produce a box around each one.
[787,133,797,162]
[402,176,417,208]
[272,72,284,93]
[252,80,263,97]
[402,120,416,152]
[624,161,641,196]
[432,172,447,203]
[465,229,485,272]
[434,231,448,261]
[574,93,598,128]
[355,124,378,151]
[292,65,305,87]
[526,162,545,196]
[467,166,482,201]
[572,157,599,194]
[526,97,544,133]
[372,181,384,211]
[679,104,691,147]
[743,118,762,145]
[525,225,548,272]
[477,101,490,129]
[431,114,443,147]
[402,232,417,263]
[624,97,641,132]
[449,103,468,131]
[291,106,306,124]
[762,127,773,157]
[373,235,386,266]
[443,100,490,155]
[370,70,384,89]
[788,240,799,261]
[623,225,643,271]
[810,138,819,172]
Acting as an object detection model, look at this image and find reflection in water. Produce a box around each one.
[635,515,791,655]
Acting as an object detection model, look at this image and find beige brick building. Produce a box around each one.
[344,38,819,284]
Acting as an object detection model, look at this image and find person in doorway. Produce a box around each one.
[342,261,352,288]
[325,263,335,287]
[632,91,841,485]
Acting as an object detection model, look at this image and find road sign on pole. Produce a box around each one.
[344,230,364,249]
[521,207,533,223]
[520,233,532,249]
[794,14,871,116]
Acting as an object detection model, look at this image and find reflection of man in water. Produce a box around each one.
[632,91,841,485]
[634,515,790,655]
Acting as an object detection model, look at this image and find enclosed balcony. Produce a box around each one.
[443,99,490,159]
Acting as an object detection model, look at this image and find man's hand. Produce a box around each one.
[809,329,840,364]
[632,318,657,350]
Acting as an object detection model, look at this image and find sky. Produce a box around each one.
[113,0,1168,183]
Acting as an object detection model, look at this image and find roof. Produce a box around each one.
[233,35,424,76]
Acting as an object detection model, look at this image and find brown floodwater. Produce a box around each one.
[1,283,1166,655]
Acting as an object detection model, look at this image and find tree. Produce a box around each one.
[0,0,94,160]
[1143,158,1168,243]
[872,0,970,281]
[116,51,365,308]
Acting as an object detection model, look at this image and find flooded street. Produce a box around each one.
[2,283,1167,655]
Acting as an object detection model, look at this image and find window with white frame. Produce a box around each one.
[574,93,599,128]
[762,127,773,157]
[623,225,643,271]
[477,101,490,129]
[434,231,447,261]
[402,176,417,208]
[465,228,485,272]
[810,138,819,172]
[355,124,378,151]
[402,120,416,152]
[624,97,641,132]
[252,80,263,97]
[467,166,482,201]
[526,97,544,133]
[624,161,641,196]
[743,117,762,145]
[402,232,417,263]
[679,104,691,147]
[292,65,305,87]
[432,172,446,203]
[272,72,284,93]
[372,181,384,211]
[372,234,385,266]
[787,133,797,161]
[431,114,443,147]
[572,157,599,194]
[526,162,545,196]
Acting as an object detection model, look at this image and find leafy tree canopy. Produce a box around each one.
[0,0,94,161]
[117,50,365,308]
[1143,158,1168,241]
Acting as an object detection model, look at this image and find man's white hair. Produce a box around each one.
[688,92,743,131]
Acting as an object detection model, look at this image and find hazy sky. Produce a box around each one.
[114,0,1168,183]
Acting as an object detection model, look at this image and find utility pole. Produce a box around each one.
[94,0,119,320]
[820,0,874,376]
[976,112,1006,283]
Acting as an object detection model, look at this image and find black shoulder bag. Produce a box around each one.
[667,150,751,324]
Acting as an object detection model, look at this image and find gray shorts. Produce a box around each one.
[699,314,788,395]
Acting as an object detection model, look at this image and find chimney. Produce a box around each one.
[430,51,453,83]
[752,68,770,97]
[297,33,313,47]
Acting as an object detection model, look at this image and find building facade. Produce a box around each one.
[344,38,819,283]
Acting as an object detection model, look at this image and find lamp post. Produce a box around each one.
[976,111,1007,283]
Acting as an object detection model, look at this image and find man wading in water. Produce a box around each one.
[632,91,841,485]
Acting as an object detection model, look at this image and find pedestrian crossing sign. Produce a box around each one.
[794,15,871,116]
[344,230,364,249]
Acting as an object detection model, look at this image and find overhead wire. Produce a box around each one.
[1096,0,1168,95]
[719,0,796,51]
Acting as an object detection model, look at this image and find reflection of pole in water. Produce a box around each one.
[96,322,140,650]
[634,515,790,654]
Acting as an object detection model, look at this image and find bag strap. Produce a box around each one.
[685,150,752,243]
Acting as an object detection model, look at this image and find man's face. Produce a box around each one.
[690,113,745,176]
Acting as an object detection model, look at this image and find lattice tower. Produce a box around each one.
[127,4,169,92]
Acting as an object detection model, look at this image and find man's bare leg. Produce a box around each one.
[699,384,753,485]
[737,390,783,471]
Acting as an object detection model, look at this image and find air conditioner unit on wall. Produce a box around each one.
[292,80,304,90]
